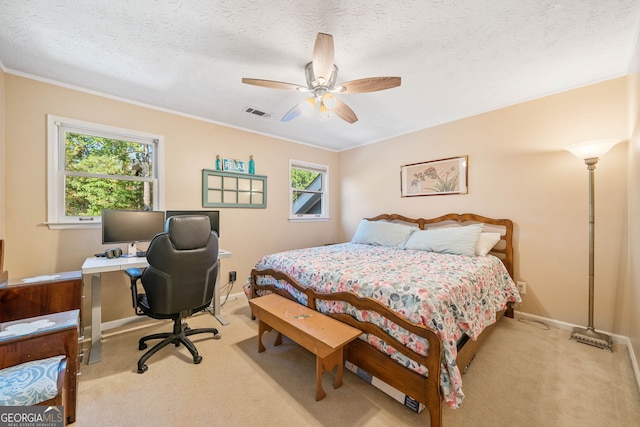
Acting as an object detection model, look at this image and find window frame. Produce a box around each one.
[46,115,165,230]
[288,159,329,222]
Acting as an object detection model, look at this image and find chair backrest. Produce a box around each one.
[141,215,219,315]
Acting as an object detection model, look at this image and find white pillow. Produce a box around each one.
[351,220,417,247]
[404,223,484,256]
[476,232,501,256]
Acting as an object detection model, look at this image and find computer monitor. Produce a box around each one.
[165,210,220,237]
[101,210,166,255]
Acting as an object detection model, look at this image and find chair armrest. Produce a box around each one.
[125,268,145,314]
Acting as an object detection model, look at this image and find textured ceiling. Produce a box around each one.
[1,1,639,151]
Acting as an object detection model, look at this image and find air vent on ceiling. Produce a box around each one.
[244,107,271,118]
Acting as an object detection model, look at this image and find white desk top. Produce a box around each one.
[81,249,231,274]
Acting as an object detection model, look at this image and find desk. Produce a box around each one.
[81,249,231,364]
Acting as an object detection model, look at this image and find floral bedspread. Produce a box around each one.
[248,243,521,409]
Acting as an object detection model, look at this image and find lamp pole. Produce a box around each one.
[565,139,620,351]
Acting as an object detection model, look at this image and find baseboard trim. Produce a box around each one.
[627,336,640,395]
[515,310,640,394]
[83,291,247,340]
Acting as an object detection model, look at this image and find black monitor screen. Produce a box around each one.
[102,210,166,244]
[165,210,219,237]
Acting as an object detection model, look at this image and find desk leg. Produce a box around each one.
[88,273,102,364]
[210,260,229,326]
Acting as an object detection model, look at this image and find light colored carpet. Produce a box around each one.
[76,297,640,426]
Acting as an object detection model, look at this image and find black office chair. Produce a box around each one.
[125,215,221,373]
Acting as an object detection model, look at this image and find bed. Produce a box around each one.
[247,213,521,427]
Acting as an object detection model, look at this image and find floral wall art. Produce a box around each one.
[400,156,468,197]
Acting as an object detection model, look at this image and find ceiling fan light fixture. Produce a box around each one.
[319,104,331,121]
[301,97,317,115]
[243,33,401,125]
[322,93,338,110]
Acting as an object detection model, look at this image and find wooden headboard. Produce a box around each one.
[366,213,514,278]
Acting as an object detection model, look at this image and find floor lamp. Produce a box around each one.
[565,139,621,351]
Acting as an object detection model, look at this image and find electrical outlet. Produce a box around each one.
[229,271,237,283]
[516,281,526,295]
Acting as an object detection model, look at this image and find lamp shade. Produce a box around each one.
[565,139,622,160]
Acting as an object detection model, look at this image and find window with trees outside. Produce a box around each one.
[46,115,163,229]
[289,159,328,221]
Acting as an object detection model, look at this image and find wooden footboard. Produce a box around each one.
[250,267,445,427]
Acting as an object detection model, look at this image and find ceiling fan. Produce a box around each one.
[242,32,401,124]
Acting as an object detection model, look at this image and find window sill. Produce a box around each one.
[288,217,330,223]
[44,222,101,230]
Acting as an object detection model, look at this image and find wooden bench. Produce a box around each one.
[249,294,361,400]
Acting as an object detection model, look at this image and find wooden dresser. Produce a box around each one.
[1,271,83,322]
[0,271,83,424]
[0,310,79,424]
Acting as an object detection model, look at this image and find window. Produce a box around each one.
[289,159,329,221]
[47,115,164,229]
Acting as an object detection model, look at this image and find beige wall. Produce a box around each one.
[4,74,339,322]
[0,67,5,240]
[339,77,631,336]
[2,72,638,346]
[628,69,640,372]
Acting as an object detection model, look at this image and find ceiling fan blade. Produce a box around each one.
[338,77,401,94]
[334,100,358,124]
[242,78,304,91]
[312,33,335,83]
[281,103,305,122]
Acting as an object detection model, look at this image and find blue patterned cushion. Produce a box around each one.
[0,355,65,406]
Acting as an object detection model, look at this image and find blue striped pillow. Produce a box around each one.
[404,224,484,256]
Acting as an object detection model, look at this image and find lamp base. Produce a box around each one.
[570,326,612,351]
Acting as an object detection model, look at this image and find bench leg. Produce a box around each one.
[257,320,266,353]
[315,347,344,401]
[257,321,283,353]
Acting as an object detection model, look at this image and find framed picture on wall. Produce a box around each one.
[401,156,468,197]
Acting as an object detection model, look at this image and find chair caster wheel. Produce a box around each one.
[139,343,148,350]
[137,364,148,374]
[213,333,221,340]
[194,355,202,364]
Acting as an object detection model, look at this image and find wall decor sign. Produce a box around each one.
[401,156,468,197]
[223,158,247,173]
